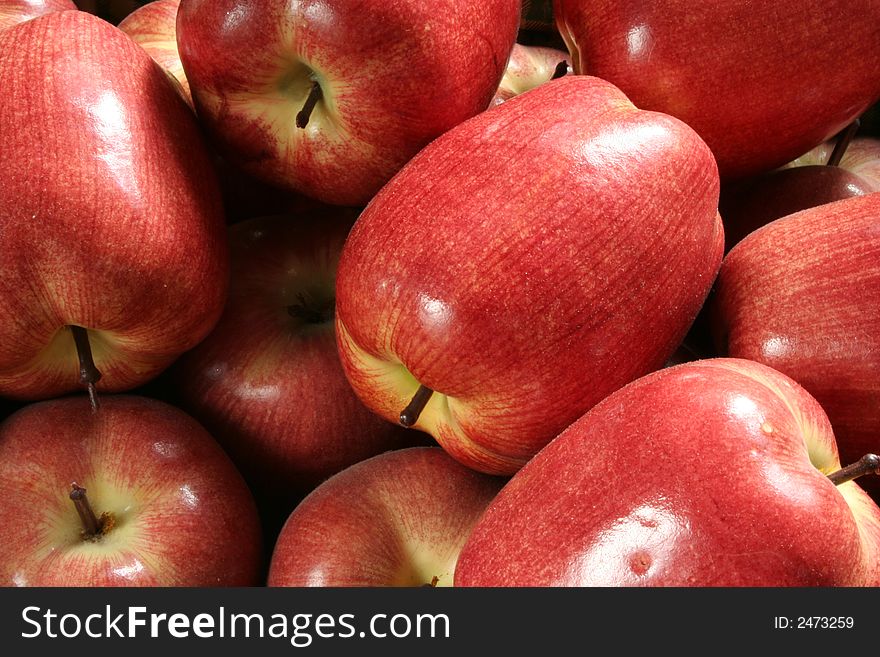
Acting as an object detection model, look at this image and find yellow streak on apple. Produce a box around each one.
[336,320,525,474]
[0,326,158,395]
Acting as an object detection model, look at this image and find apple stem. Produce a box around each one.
[551,60,569,80]
[827,453,880,486]
[399,384,434,428]
[296,80,323,129]
[826,119,860,167]
[70,325,101,413]
[69,482,101,537]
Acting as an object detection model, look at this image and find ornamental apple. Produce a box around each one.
[118,0,191,107]
[0,11,228,403]
[455,358,880,586]
[267,447,504,587]
[172,210,418,502]
[0,0,73,31]
[0,395,263,586]
[711,193,880,500]
[335,75,723,475]
[553,0,880,179]
[175,0,521,206]
[490,43,569,106]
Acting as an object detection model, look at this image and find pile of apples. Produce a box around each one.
[0,0,878,587]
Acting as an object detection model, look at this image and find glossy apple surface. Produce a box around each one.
[554,0,880,179]
[711,193,880,499]
[0,0,74,31]
[720,135,880,248]
[336,75,723,475]
[173,210,417,500]
[455,358,880,586]
[0,10,227,401]
[268,447,504,586]
[0,395,262,586]
[720,165,879,249]
[118,0,191,107]
[176,0,521,206]
[783,136,880,183]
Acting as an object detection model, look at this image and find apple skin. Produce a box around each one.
[175,0,521,206]
[719,165,879,250]
[720,136,880,248]
[455,358,880,586]
[172,210,419,501]
[490,43,569,106]
[267,447,505,587]
[782,136,880,184]
[336,74,723,475]
[0,0,74,32]
[553,0,880,180]
[711,193,880,500]
[0,395,263,586]
[118,0,191,107]
[0,11,228,401]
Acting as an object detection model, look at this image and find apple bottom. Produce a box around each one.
[336,322,531,476]
[0,322,194,405]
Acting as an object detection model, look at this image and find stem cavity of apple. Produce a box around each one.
[826,119,861,167]
[70,325,101,413]
[69,482,112,540]
[399,384,434,428]
[287,291,335,325]
[827,453,880,486]
[296,79,323,129]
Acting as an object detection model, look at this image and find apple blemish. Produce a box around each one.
[69,483,115,542]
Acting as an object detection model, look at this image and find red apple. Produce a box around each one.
[175,0,521,206]
[490,43,569,106]
[782,134,880,183]
[267,447,504,587]
[115,0,319,224]
[172,210,418,501]
[0,11,228,403]
[0,0,74,32]
[720,128,880,248]
[711,193,880,500]
[0,395,263,586]
[336,75,723,475]
[118,0,191,107]
[455,358,880,586]
[720,166,877,250]
[553,0,880,180]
